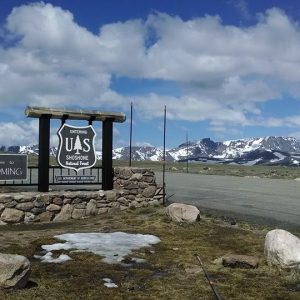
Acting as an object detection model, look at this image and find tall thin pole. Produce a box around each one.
[129,101,133,167]
[163,105,166,205]
[186,131,189,173]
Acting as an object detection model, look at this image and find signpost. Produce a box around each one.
[0,154,27,181]
[57,124,97,173]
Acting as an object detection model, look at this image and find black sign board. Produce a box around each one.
[57,124,97,172]
[55,175,96,182]
[0,154,27,181]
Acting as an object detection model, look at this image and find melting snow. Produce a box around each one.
[103,278,118,288]
[40,232,160,264]
[35,252,72,263]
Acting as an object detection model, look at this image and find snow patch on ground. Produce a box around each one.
[40,232,160,264]
[103,278,118,288]
[35,252,72,263]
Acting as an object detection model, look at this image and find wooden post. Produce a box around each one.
[38,114,51,192]
[102,118,113,190]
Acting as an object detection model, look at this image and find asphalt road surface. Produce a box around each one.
[157,172,300,228]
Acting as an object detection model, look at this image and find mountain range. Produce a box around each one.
[2,136,300,166]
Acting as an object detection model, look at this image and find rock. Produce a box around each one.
[264,229,300,269]
[4,201,17,208]
[0,253,31,289]
[117,167,133,180]
[74,203,86,209]
[216,254,259,269]
[139,182,149,189]
[106,191,117,201]
[166,203,200,223]
[124,182,139,190]
[46,204,61,213]
[1,208,24,223]
[63,198,72,205]
[117,197,128,205]
[142,186,156,198]
[72,208,86,219]
[110,202,120,208]
[31,207,46,215]
[0,204,5,214]
[52,197,63,206]
[98,190,106,198]
[72,198,82,204]
[16,202,34,212]
[38,211,54,222]
[0,195,12,204]
[86,199,97,216]
[53,204,74,222]
[38,194,50,204]
[33,199,45,208]
[129,173,143,181]
[24,212,35,223]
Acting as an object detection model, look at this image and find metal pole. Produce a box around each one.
[186,131,189,173]
[163,105,166,205]
[129,101,133,167]
[195,254,223,300]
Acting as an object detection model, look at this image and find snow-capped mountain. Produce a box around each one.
[2,136,300,166]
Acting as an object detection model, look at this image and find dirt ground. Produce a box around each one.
[0,206,299,300]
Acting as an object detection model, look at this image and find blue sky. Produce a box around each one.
[1,0,300,149]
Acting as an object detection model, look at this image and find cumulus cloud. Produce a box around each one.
[1,3,300,142]
[0,120,39,146]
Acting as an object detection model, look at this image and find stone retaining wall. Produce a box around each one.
[0,168,163,224]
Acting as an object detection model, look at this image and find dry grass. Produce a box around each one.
[0,207,299,299]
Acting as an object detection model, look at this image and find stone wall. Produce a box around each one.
[0,168,163,224]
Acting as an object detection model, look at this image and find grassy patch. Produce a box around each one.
[0,207,298,299]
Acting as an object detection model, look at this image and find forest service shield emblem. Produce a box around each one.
[57,124,97,172]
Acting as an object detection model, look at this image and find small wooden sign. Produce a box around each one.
[0,154,27,181]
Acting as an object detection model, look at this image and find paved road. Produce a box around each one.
[156,172,300,227]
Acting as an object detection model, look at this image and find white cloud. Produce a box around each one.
[1,3,300,138]
[0,120,39,146]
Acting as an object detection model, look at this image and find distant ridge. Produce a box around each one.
[2,136,300,166]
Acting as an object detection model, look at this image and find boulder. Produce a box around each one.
[214,254,259,269]
[86,199,97,216]
[264,229,300,270]
[16,202,34,212]
[166,203,200,223]
[0,253,31,289]
[116,167,133,180]
[52,197,63,206]
[106,191,117,201]
[53,204,74,222]
[46,204,61,213]
[1,208,24,223]
[129,173,143,181]
[38,211,54,222]
[142,186,156,198]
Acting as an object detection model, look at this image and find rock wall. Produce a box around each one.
[0,168,163,224]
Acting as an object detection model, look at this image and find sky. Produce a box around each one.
[1,0,300,149]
